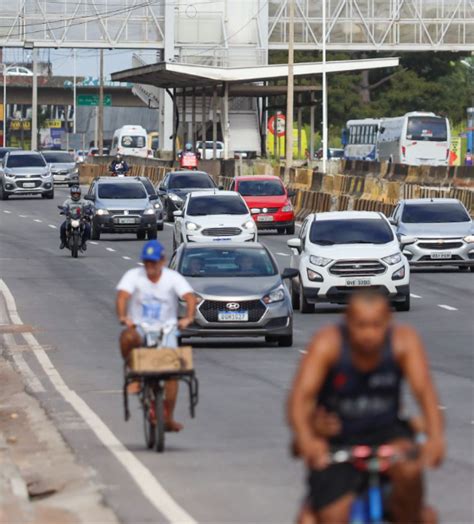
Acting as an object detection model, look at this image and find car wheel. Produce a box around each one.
[265,335,277,345]
[137,230,147,241]
[91,223,100,241]
[277,227,286,235]
[147,227,158,240]
[172,235,178,252]
[458,266,469,271]
[157,222,164,231]
[470,266,474,272]
[299,283,314,313]
[394,292,410,312]
[0,186,9,200]
[286,224,295,235]
[166,204,175,223]
[290,281,300,310]
[42,190,54,199]
[277,334,293,347]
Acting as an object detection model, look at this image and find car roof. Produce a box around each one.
[7,150,43,156]
[313,211,384,221]
[402,198,462,205]
[96,176,142,184]
[168,170,210,176]
[189,190,239,197]
[181,241,268,251]
[234,175,282,182]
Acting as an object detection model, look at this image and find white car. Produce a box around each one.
[196,141,224,159]
[6,66,33,76]
[287,211,410,312]
[172,190,257,249]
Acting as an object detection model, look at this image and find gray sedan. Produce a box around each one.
[172,242,296,346]
[42,150,79,186]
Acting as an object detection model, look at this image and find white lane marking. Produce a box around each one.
[106,247,116,252]
[89,241,98,245]
[410,293,421,298]
[138,262,144,266]
[34,219,43,223]
[19,214,27,218]
[48,224,57,229]
[438,304,458,311]
[3,210,11,214]
[438,405,447,410]
[122,256,132,260]
[164,223,173,228]
[299,349,307,355]
[276,252,290,257]
[0,279,197,524]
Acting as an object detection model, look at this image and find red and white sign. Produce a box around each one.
[268,114,286,137]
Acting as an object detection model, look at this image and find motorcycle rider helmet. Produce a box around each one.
[185,143,193,152]
[70,185,81,202]
[116,154,122,161]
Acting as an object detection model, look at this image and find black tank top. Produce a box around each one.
[319,325,402,443]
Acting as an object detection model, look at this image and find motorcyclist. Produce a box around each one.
[59,186,93,251]
[178,142,199,169]
[109,154,129,176]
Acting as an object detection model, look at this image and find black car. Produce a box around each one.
[157,170,219,222]
[136,176,164,231]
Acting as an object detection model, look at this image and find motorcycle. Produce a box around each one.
[58,205,90,258]
[109,163,129,177]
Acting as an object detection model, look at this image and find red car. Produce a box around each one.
[230,175,296,234]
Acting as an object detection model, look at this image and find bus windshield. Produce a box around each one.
[406,117,447,141]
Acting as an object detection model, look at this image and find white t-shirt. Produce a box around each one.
[116,267,193,327]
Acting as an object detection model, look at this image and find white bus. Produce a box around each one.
[376,112,450,166]
[110,125,149,158]
[342,118,380,161]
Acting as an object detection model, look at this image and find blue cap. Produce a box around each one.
[141,240,164,262]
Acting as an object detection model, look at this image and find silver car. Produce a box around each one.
[390,198,474,270]
[42,150,79,186]
[172,242,296,346]
[0,150,54,200]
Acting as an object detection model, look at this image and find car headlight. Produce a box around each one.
[282,203,293,212]
[307,268,323,281]
[154,201,162,210]
[263,286,285,304]
[143,208,156,215]
[96,208,109,216]
[186,221,201,231]
[242,220,256,230]
[309,255,332,267]
[382,253,402,265]
[41,171,50,178]
[169,193,182,202]
[4,171,14,179]
[463,235,474,243]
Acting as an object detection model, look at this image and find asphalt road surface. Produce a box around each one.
[0,187,472,524]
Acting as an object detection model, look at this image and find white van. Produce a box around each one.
[111,125,149,158]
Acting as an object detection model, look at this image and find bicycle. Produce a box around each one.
[122,322,199,453]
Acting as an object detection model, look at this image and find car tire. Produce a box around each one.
[277,227,286,235]
[42,190,54,199]
[91,223,100,241]
[0,186,9,200]
[172,235,178,252]
[458,266,469,271]
[137,230,147,241]
[286,224,295,235]
[299,283,314,314]
[277,334,293,347]
[157,222,164,231]
[470,266,474,272]
[394,292,410,312]
[147,227,158,240]
[166,204,175,223]
[290,281,300,311]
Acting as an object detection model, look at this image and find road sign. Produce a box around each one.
[77,94,112,106]
[268,113,286,137]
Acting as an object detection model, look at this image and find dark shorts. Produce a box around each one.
[307,420,414,512]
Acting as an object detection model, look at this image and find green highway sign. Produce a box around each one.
[77,94,112,106]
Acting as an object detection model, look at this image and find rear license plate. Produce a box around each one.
[257,215,274,222]
[346,278,372,287]
[430,252,452,259]
[23,182,35,188]
[118,217,136,224]
[218,311,249,321]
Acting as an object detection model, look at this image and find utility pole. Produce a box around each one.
[73,49,76,134]
[285,0,295,178]
[322,0,328,173]
[31,47,38,150]
[98,49,104,155]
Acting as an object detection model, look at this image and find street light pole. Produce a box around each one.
[285,0,295,178]
[31,47,38,150]
[73,49,76,134]
[322,0,328,173]
[3,66,6,147]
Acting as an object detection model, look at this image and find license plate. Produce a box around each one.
[430,252,452,259]
[54,175,66,180]
[217,311,249,322]
[212,237,231,242]
[346,278,372,287]
[23,182,35,188]
[257,215,274,222]
[118,217,136,224]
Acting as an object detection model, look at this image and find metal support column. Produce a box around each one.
[98,49,104,155]
[191,88,196,150]
[31,48,38,150]
[172,88,177,159]
[297,93,302,159]
[182,88,186,146]
[212,86,217,160]
[223,82,229,160]
[309,92,315,161]
[201,91,206,144]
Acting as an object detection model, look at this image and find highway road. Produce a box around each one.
[0,187,473,524]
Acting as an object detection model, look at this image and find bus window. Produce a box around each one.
[406,117,447,141]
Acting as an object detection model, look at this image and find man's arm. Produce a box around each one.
[288,326,340,468]
[116,290,134,328]
[395,326,445,467]
[178,292,197,330]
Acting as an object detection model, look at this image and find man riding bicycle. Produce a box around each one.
[288,290,445,524]
[116,240,197,432]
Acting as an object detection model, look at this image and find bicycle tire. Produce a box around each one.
[154,386,165,453]
[142,384,155,449]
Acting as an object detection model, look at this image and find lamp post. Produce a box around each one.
[2,62,21,147]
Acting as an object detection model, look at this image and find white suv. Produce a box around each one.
[172,190,257,249]
[287,211,410,312]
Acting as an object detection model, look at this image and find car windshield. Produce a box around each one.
[140,178,156,195]
[98,183,147,199]
[6,154,46,168]
[180,247,277,277]
[187,195,248,216]
[402,203,470,223]
[238,179,285,197]
[168,174,215,189]
[121,135,146,148]
[406,117,447,141]
[42,152,75,163]
[309,219,394,245]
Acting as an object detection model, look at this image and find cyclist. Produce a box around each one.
[59,185,92,250]
[116,240,197,432]
[288,290,444,524]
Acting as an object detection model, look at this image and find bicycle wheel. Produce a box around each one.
[142,383,155,450]
[154,386,165,453]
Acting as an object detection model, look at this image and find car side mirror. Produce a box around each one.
[287,189,296,198]
[218,185,224,190]
[281,268,299,280]
[84,194,95,201]
[388,217,397,226]
[148,194,158,201]
[399,235,417,246]
[287,238,302,252]
[173,210,183,218]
